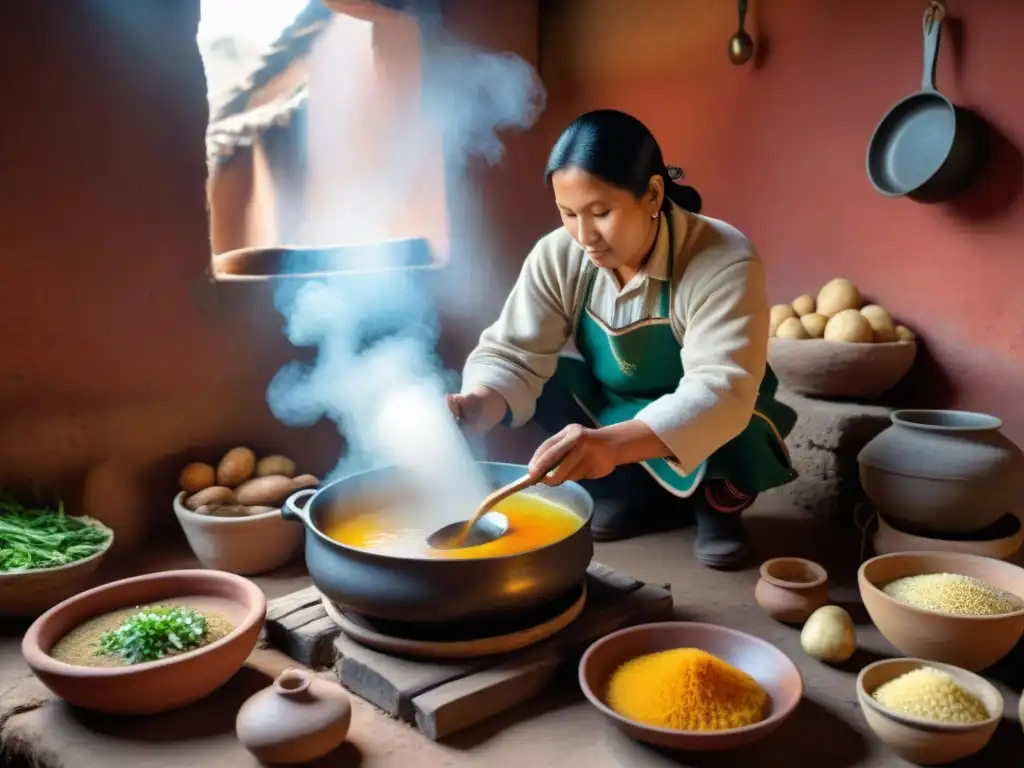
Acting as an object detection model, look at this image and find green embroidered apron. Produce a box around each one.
[553,222,798,498]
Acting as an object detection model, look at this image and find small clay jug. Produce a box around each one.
[755,557,829,624]
[236,668,352,765]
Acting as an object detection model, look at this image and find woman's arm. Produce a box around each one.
[461,234,576,426]
[632,249,769,472]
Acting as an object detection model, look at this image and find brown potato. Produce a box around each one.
[292,474,320,489]
[775,317,809,340]
[234,475,297,507]
[245,505,278,516]
[185,486,237,510]
[179,462,215,494]
[255,455,297,478]
[194,503,250,518]
[895,325,916,343]
[769,304,797,337]
[217,447,257,487]
[791,294,815,317]
[800,313,828,338]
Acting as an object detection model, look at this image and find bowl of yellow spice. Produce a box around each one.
[578,622,803,751]
[859,551,1024,671]
[857,658,1003,765]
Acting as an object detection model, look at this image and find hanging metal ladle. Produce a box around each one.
[728,0,754,66]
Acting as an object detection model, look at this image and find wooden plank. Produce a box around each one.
[265,586,320,622]
[332,632,486,721]
[412,652,561,741]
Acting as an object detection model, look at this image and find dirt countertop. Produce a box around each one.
[2,502,1022,767]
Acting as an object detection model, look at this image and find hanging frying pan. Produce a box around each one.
[866,2,982,202]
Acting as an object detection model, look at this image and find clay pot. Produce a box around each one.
[755,557,829,624]
[858,551,1024,671]
[857,658,1002,765]
[172,492,304,576]
[768,338,916,398]
[858,410,1024,535]
[872,513,1023,561]
[21,569,266,715]
[236,668,352,764]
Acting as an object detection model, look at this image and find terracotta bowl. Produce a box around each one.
[0,517,113,618]
[754,557,829,624]
[857,658,1003,765]
[22,569,266,715]
[858,551,1024,671]
[872,513,1023,561]
[767,338,916,399]
[173,492,304,576]
[579,622,803,751]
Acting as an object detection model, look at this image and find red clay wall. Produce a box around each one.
[538,0,1024,441]
[0,1,543,551]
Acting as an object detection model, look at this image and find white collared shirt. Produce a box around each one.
[461,202,770,473]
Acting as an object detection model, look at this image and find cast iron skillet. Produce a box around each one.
[866,2,982,203]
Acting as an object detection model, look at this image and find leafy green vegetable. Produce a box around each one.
[0,496,112,574]
[98,606,209,664]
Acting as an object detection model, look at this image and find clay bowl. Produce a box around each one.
[173,492,304,576]
[579,622,803,751]
[767,337,916,399]
[754,557,829,624]
[22,569,266,715]
[0,517,114,618]
[857,658,1003,765]
[858,551,1024,671]
[873,513,1023,561]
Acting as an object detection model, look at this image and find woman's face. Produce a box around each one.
[551,167,663,271]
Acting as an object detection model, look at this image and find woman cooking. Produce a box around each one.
[448,110,797,569]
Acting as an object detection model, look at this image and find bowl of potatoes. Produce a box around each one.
[767,278,917,399]
[173,448,320,575]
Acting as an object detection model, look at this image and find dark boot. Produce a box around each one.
[693,484,754,569]
[582,464,681,542]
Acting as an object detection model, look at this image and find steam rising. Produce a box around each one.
[266,4,545,526]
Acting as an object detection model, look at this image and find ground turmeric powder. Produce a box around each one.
[606,647,770,731]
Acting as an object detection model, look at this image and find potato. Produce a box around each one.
[194,503,250,518]
[860,304,896,343]
[776,317,809,340]
[824,309,874,343]
[235,475,297,506]
[217,447,257,487]
[185,486,237,510]
[791,294,815,317]
[246,505,278,516]
[800,312,828,338]
[800,606,856,663]
[256,454,297,478]
[292,474,320,489]
[769,304,797,337]
[816,278,860,317]
[895,324,916,343]
[179,462,215,494]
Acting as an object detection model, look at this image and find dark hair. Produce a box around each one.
[544,109,702,214]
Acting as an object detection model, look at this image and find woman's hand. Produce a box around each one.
[527,424,619,485]
[446,386,508,436]
[528,420,673,485]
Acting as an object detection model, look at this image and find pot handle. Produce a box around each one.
[282,488,317,523]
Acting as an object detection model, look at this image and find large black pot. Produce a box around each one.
[281,462,594,624]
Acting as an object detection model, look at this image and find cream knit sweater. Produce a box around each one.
[461,202,770,474]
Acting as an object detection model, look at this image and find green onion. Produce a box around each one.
[98,606,209,664]
[0,496,111,573]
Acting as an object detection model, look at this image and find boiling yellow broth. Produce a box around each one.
[319,492,582,559]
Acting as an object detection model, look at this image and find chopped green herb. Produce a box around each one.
[0,496,111,573]
[98,606,209,664]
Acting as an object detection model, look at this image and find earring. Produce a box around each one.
[651,211,659,219]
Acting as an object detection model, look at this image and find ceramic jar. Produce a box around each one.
[755,557,829,624]
[236,668,352,764]
[858,410,1024,534]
